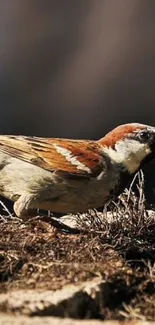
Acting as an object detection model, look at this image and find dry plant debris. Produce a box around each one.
[0,171,155,321]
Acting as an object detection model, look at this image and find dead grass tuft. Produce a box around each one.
[1,171,155,320]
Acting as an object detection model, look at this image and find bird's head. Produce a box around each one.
[98,123,155,174]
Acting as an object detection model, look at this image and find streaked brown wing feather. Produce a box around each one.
[0,136,104,178]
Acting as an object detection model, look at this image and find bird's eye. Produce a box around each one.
[138,131,150,142]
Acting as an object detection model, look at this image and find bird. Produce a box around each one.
[0,122,154,219]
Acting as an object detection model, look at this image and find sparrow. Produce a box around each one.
[0,123,154,218]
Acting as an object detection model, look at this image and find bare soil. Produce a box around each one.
[1,173,155,323]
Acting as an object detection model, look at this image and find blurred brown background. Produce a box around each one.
[0,0,155,202]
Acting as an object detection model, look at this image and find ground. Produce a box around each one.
[1,172,155,324]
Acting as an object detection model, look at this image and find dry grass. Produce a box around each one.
[1,171,155,320]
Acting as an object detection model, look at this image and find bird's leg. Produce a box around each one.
[13,195,80,233]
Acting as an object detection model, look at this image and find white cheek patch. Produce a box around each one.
[102,139,151,174]
[53,144,91,173]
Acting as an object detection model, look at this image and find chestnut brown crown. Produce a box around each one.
[99,123,155,173]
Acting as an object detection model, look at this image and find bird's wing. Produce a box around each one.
[0,136,105,179]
